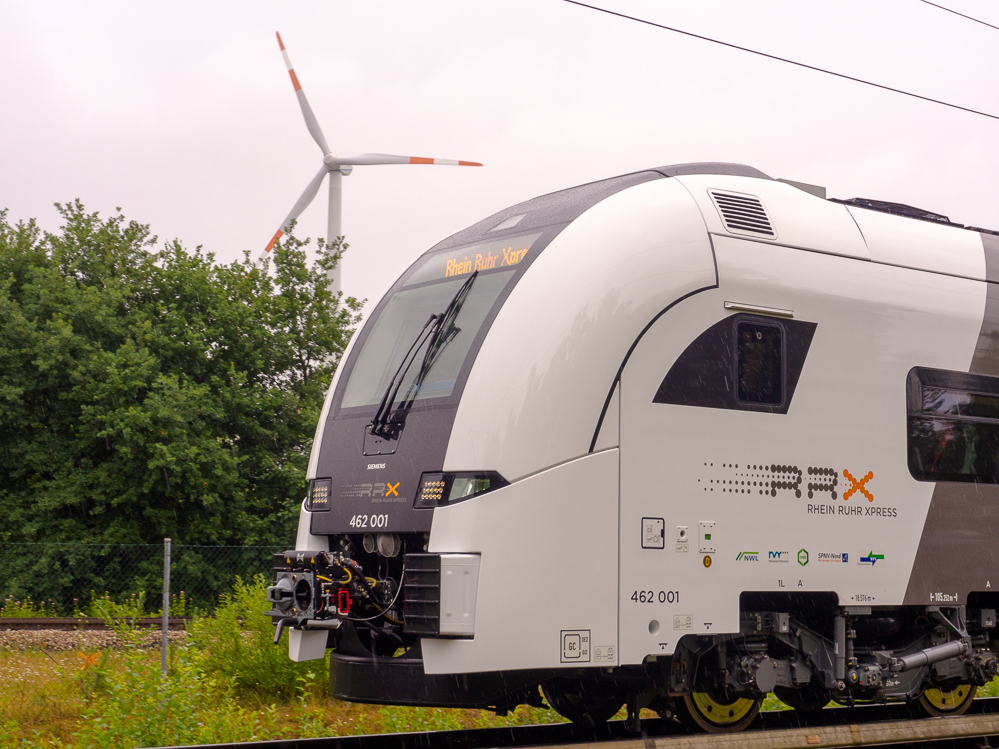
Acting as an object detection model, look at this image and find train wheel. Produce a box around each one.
[682,690,761,733]
[918,684,977,717]
[541,679,625,726]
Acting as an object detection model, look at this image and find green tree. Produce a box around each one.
[0,202,360,607]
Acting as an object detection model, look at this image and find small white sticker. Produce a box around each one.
[561,630,591,662]
[642,518,664,549]
[593,645,615,662]
[673,614,693,630]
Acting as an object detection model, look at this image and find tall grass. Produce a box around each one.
[0,576,561,748]
[0,596,61,618]
[185,575,323,699]
[0,590,190,619]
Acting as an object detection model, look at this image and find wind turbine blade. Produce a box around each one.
[276,32,330,155]
[260,165,329,259]
[339,153,483,167]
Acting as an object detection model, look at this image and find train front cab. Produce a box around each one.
[276,164,999,730]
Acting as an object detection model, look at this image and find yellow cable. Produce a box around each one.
[316,575,333,583]
[372,602,403,625]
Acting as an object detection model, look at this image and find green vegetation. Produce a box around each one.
[0,596,60,618]
[0,204,361,609]
[0,591,190,619]
[0,578,561,748]
[4,580,999,747]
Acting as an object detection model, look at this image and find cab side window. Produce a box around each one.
[653,314,814,414]
[736,321,783,405]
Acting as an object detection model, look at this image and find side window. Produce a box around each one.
[907,367,999,483]
[736,321,783,404]
[653,314,814,415]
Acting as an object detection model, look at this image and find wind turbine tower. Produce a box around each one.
[261,32,483,294]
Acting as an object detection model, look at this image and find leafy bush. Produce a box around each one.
[187,574,326,699]
[88,591,146,625]
[0,204,361,610]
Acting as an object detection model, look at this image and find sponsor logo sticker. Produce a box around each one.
[797,549,809,566]
[768,551,790,563]
[735,551,760,562]
[859,551,884,566]
[817,552,849,563]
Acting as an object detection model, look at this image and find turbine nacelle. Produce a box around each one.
[322,153,353,176]
[261,32,482,294]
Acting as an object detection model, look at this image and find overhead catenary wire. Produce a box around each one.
[918,0,999,33]
[561,0,999,123]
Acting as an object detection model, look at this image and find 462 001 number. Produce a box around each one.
[348,514,389,529]
[631,590,679,604]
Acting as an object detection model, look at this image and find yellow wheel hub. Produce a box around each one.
[689,691,757,725]
[923,684,973,712]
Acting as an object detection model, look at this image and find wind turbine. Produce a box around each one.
[261,32,483,294]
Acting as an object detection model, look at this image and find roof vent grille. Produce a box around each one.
[710,191,776,239]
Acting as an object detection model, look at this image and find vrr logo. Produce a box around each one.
[843,469,874,502]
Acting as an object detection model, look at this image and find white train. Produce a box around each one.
[266,163,999,733]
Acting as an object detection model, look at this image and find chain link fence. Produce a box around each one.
[0,542,286,615]
[0,541,299,730]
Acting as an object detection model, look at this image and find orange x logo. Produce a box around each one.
[843,469,874,502]
[386,482,400,497]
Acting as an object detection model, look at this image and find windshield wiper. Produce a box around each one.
[369,314,438,439]
[369,271,478,438]
[398,271,478,408]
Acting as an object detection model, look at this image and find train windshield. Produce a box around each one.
[340,233,540,410]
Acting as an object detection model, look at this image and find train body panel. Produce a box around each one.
[443,177,714,481]
[672,173,871,261]
[618,232,985,664]
[424,449,619,674]
[846,203,986,280]
[265,163,999,728]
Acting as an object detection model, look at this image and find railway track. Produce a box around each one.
[162,697,999,749]
[0,617,189,630]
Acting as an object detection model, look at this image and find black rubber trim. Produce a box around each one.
[587,285,717,453]
[329,648,557,708]
[587,234,720,453]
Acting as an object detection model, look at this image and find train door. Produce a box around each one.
[615,234,984,666]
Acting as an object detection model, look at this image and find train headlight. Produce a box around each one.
[414,471,508,508]
[306,479,332,511]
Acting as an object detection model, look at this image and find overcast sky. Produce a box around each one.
[2,0,998,308]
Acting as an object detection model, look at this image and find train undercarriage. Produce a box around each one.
[266,535,999,733]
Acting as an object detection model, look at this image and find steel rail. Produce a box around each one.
[157,697,999,749]
[0,617,190,630]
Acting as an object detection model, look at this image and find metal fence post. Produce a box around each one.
[161,537,171,676]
